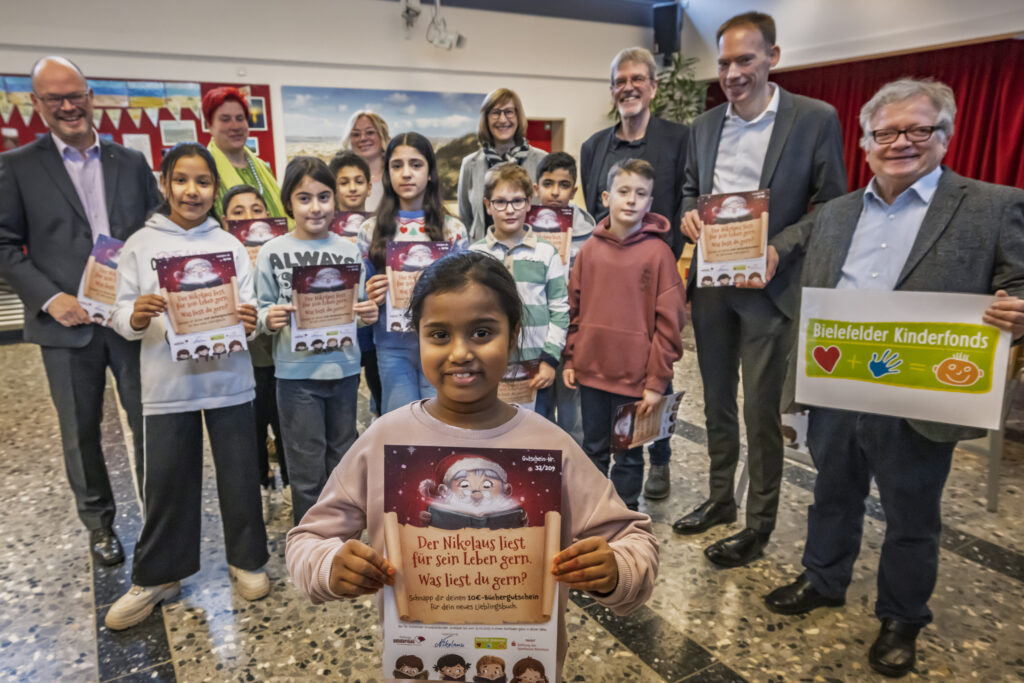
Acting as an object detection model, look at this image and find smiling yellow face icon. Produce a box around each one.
[933,353,984,387]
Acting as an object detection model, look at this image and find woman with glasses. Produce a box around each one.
[457,88,548,242]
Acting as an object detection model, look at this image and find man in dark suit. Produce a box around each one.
[762,78,1024,677]
[580,46,688,502]
[674,12,847,567]
[0,57,161,565]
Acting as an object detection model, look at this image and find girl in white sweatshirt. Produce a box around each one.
[106,143,269,630]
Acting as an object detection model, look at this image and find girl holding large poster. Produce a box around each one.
[106,143,269,631]
[255,157,379,526]
[357,132,469,414]
[286,252,658,682]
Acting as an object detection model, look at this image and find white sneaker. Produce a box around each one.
[228,565,270,601]
[261,486,273,524]
[104,582,181,631]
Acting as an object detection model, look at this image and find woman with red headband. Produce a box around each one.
[202,87,286,218]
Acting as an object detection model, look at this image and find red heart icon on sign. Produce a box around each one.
[812,345,841,373]
[400,226,408,234]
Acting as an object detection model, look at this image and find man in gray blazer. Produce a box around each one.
[0,57,161,565]
[675,12,847,567]
[762,78,1024,677]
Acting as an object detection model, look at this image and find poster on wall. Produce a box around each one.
[381,445,561,683]
[128,81,165,108]
[160,119,197,146]
[155,252,248,362]
[89,80,129,108]
[796,288,1011,430]
[281,85,485,201]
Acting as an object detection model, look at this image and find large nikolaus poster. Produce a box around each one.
[381,445,561,683]
[289,263,361,353]
[386,242,451,333]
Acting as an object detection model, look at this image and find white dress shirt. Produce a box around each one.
[712,84,780,195]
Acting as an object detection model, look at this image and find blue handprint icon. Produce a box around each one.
[868,349,903,378]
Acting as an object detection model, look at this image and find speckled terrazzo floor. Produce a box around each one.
[1,333,1022,682]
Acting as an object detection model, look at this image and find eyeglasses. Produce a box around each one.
[34,91,90,109]
[489,197,528,211]
[870,125,940,144]
[612,74,650,90]
[488,107,517,121]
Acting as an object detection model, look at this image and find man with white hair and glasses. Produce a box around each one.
[760,78,1024,678]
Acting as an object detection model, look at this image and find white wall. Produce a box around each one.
[0,0,649,177]
[682,0,1024,80]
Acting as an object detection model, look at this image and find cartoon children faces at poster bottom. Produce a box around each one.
[381,446,561,682]
[797,288,1011,430]
[154,252,249,362]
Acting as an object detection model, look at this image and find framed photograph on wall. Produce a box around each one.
[247,96,267,131]
[245,137,259,154]
[160,119,197,146]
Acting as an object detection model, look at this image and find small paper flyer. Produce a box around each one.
[155,252,247,362]
[382,445,561,683]
[77,235,124,326]
[225,217,288,267]
[289,263,361,353]
[611,391,685,452]
[386,242,452,333]
[696,189,769,288]
[497,359,541,411]
[526,206,573,265]
[329,211,372,244]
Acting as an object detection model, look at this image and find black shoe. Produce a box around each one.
[704,528,769,567]
[90,527,125,566]
[764,573,845,615]
[671,499,737,535]
[642,464,671,500]
[869,618,920,678]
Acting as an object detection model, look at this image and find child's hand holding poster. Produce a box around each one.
[611,391,685,452]
[696,190,769,288]
[386,242,452,332]
[526,206,573,265]
[497,359,541,411]
[225,217,288,267]
[78,235,124,326]
[289,263,361,353]
[155,252,248,362]
[797,288,1011,430]
[382,446,561,682]
[329,211,372,244]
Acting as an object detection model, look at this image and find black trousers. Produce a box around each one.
[803,407,954,626]
[40,326,144,530]
[361,348,382,415]
[132,402,268,586]
[253,365,288,487]
[691,287,791,533]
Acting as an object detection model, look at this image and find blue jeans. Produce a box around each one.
[579,384,645,509]
[376,344,436,413]
[276,375,360,525]
[553,359,582,443]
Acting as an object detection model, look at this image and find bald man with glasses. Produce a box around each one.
[0,56,161,565]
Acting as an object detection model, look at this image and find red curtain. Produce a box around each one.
[706,39,1024,191]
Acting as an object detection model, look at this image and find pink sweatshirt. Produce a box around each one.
[285,401,659,679]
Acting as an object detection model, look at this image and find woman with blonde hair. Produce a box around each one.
[457,88,547,241]
[341,110,390,211]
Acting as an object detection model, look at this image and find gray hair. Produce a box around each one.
[859,78,956,150]
[610,47,658,85]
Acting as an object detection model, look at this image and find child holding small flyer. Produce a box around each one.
[470,162,568,419]
[286,250,658,682]
[357,132,468,413]
[107,143,269,630]
[255,156,379,525]
[562,159,686,510]
[532,151,596,442]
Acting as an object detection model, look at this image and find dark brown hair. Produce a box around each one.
[716,11,776,48]
[369,132,448,270]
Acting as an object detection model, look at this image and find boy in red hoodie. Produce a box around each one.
[562,158,686,510]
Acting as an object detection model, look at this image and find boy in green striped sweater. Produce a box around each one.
[470,162,569,421]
